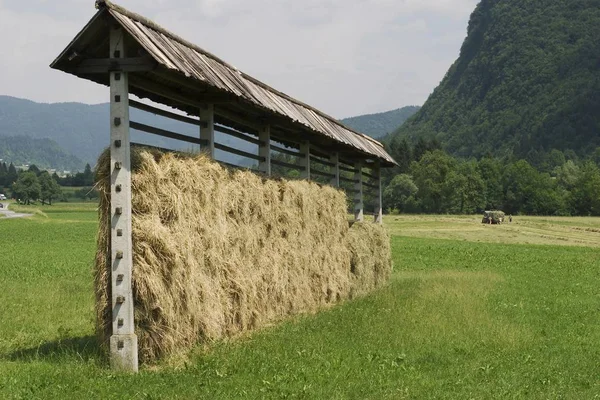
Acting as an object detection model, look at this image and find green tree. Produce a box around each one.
[383,174,418,213]
[503,160,565,215]
[410,150,456,213]
[477,157,504,210]
[39,171,62,205]
[569,162,600,216]
[12,171,41,205]
[445,160,485,214]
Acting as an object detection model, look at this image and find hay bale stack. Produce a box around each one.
[95,148,391,362]
[347,222,393,297]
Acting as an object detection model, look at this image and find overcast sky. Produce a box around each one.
[0,0,478,118]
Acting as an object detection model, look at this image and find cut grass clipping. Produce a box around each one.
[95,148,391,363]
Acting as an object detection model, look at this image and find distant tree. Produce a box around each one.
[555,160,580,190]
[74,186,99,201]
[410,150,456,213]
[28,164,41,176]
[39,171,62,205]
[383,174,418,213]
[569,162,600,216]
[444,160,485,214]
[477,157,504,210]
[12,172,41,205]
[503,160,565,215]
[82,163,94,186]
[7,163,18,186]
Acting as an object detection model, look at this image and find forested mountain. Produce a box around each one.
[0,135,83,171]
[390,0,600,160]
[340,106,420,138]
[0,96,249,169]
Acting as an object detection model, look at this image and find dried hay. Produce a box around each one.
[95,147,391,362]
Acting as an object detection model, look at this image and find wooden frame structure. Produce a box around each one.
[51,0,396,372]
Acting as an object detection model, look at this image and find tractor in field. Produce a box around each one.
[482,210,505,224]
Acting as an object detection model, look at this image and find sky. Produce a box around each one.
[0,0,479,118]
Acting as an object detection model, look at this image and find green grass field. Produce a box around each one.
[1,205,600,399]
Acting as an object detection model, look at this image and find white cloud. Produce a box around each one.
[0,0,479,116]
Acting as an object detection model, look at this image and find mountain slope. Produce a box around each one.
[390,0,600,159]
[0,96,249,168]
[0,135,84,171]
[340,106,420,138]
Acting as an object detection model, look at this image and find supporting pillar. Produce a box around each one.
[200,104,215,158]
[374,161,383,224]
[300,141,310,179]
[330,152,340,187]
[109,25,138,372]
[354,161,364,222]
[258,125,271,176]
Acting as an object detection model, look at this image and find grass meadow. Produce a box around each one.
[1,204,600,398]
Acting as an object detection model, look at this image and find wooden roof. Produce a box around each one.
[51,0,397,166]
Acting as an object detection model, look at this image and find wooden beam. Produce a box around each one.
[73,56,157,74]
[216,124,263,146]
[200,104,215,158]
[108,25,138,373]
[129,99,205,127]
[330,152,340,187]
[271,143,303,158]
[214,106,262,132]
[215,142,265,162]
[130,121,206,146]
[300,141,310,180]
[374,161,383,224]
[272,159,306,171]
[259,125,271,176]
[354,160,364,222]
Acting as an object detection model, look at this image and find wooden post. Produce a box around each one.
[300,141,310,179]
[374,161,383,224]
[354,161,364,222]
[330,152,340,187]
[200,104,214,158]
[109,25,138,373]
[259,125,271,175]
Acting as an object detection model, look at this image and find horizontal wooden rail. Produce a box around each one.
[339,176,357,184]
[214,143,265,161]
[362,181,379,190]
[310,155,336,168]
[130,99,204,127]
[339,164,357,174]
[272,159,306,171]
[216,124,263,146]
[362,170,378,180]
[271,143,304,158]
[310,169,336,179]
[130,121,207,146]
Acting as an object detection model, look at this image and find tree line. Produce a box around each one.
[0,162,98,204]
[382,137,600,216]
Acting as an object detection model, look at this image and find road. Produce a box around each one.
[0,203,33,219]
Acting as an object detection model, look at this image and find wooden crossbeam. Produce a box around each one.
[73,56,157,74]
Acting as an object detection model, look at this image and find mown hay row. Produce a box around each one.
[95,148,391,362]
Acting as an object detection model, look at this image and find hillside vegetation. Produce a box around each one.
[0,135,83,171]
[390,0,600,159]
[340,106,420,138]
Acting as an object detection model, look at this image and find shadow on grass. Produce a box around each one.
[4,335,106,364]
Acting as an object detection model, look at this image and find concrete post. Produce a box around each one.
[354,161,364,222]
[200,104,215,158]
[374,161,383,224]
[330,152,340,187]
[300,141,310,179]
[259,125,271,176]
[109,25,138,372]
